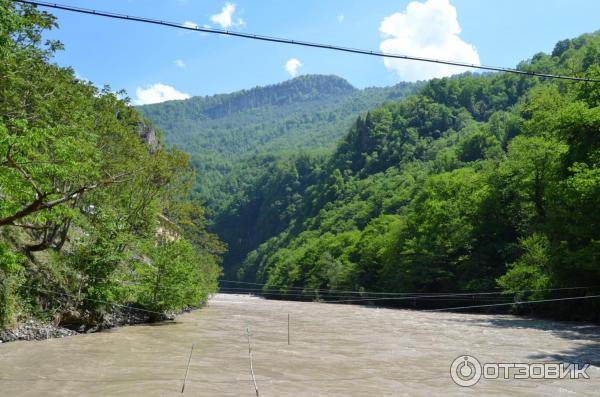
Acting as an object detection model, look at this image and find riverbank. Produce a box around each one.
[0,306,178,344]
[0,320,78,343]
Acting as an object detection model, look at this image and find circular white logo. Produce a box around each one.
[450,355,482,387]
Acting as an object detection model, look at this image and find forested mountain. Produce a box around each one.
[137,75,420,207]
[138,75,419,157]
[0,2,223,332]
[209,32,600,321]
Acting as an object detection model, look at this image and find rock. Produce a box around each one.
[0,321,78,343]
[0,303,188,343]
[136,122,159,153]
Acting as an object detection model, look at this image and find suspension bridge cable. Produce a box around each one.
[30,272,598,304]
[221,287,516,300]
[317,292,600,305]
[333,294,520,303]
[423,294,600,312]
[45,274,532,298]
[219,279,600,297]
[24,284,597,313]
[219,288,514,301]
[21,285,167,316]
[15,274,593,299]
[11,0,600,83]
[320,294,513,304]
[73,274,600,300]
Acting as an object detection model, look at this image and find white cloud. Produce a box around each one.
[174,59,186,68]
[134,83,190,105]
[379,0,479,81]
[337,13,344,23]
[183,20,199,29]
[285,58,302,77]
[211,3,245,29]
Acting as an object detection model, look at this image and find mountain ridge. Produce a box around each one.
[137,74,422,206]
[136,74,421,154]
[138,74,357,119]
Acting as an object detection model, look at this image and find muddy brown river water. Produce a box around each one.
[1,293,599,396]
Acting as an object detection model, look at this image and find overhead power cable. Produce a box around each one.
[12,0,600,83]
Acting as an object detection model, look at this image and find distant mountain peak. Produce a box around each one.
[278,74,356,92]
[138,74,358,119]
[217,74,356,98]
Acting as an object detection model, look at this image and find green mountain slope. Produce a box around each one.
[217,32,600,321]
[137,75,421,206]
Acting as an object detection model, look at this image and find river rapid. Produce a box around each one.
[1,293,599,396]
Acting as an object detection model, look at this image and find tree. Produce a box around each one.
[0,244,25,328]
[136,239,220,313]
[499,136,568,228]
[0,1,223,329]
[497,233,551,299]
[457,129,502,162]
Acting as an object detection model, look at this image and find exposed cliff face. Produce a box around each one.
[136,121,159,153]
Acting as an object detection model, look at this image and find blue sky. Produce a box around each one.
[42,0,600,104]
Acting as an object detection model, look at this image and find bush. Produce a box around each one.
[0,244,25,329]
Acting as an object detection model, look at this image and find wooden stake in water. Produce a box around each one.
[181,342,195,393]
[287,313,290,345]
[246,327,260,396]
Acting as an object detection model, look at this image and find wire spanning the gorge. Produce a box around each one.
[219,287,515,301]
[21,285,167,316]
[219,279,600,297]
[12,0,600,83]
[424,294,600,312]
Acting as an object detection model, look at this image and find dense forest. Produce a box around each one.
[137,75,421,211]
[0,1,223,332]
[147,31,600,321]
[3,0,600,332]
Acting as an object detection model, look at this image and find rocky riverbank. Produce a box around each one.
[0,320,78,343]
[0,306,179,343]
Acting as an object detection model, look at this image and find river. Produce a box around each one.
[1,293,599,396]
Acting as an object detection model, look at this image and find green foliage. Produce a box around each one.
[64,212,133,319]
[457,128,501,162]
[497,233,551,298]
[137,75,421,211]
[498,135,569,231]
[0,244,25,328]
[0,2,223,329]
[135,240,220,313]
[189,30,600,321]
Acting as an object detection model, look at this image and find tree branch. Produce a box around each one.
[0,171,132,227]
[5,143,44,198]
